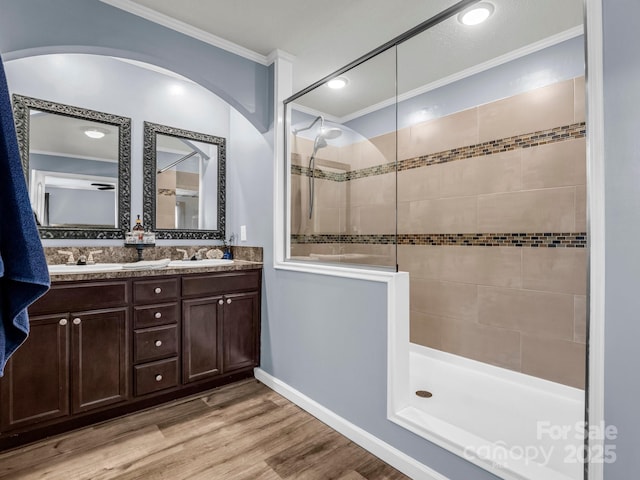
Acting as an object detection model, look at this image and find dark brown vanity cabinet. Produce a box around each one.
[0,282,129,432]
[132,277,180,397]
[0,268,261,448]
[182,270,261,383]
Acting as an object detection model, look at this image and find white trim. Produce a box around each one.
[584,0,605,479]
[99,0,269,65]
[273,51,294,266]
[339,26,584,124]
[254,366,449,480]
[266,49,296,66]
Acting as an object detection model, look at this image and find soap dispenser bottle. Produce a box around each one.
[132,215,144,242]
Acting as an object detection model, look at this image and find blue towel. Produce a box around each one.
[0,54,50,376]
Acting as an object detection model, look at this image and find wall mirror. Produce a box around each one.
[143,122,226,239]
[12,94,131,239]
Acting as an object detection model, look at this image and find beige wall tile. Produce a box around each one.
[407,108,478,158]
[523,248,587,295]
[574,76,586,123]
[315,178,345,209]
[339,143,359,170]
[396,201,410,235]
[350,173,395,207]
[405,196,478,234]
[474,150,523,195]
[369,132,396,165]
[410,278,478,322]
[574,295,587,344]
[478,286,574,340]
[478,187,576,233]
[478,80,575,142]
[314,207,343,234]
[355,204,395,235]
[398,165,440,203]
[410,311,443,350]
[575,185,587,232]
[521,335,586,389]
[291,136,314,163]
[397,126,412,161]
[521,139,586,189]
[438,158,479,198]
[439,319,521,371]
[398,245,521,288]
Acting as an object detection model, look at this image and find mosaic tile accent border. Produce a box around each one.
[291,122,586,181]
[291,164,346,182]
[291,232,587,248]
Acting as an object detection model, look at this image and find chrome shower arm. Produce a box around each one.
[292,115,324,135]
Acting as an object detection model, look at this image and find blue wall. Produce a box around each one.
[0,0,272,132]
[602,0,640,477]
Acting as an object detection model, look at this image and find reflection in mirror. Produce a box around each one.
[12,95,131,239]
[143,122,225,239]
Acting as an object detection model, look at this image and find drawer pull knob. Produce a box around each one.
[226,298,232,304]
[218,299,224,305]
[155,374,163,382]
[154,312,162,319]
[59,319,67,326]
[73,318,81,325]
[154,287,162,294]
[155,340,162,347]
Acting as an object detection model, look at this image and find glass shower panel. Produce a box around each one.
[396,4,587,390]
[286,47,397,270]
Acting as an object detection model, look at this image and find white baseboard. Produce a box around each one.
[254,368,450,480]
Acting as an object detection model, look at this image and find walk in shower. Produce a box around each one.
[284,1,587,479]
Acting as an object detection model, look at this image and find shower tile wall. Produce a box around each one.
[290,77,587,388]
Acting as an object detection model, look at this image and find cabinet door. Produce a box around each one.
[0,314,70,431]
[70,308,129,414]
[222,292,259,372]
[182,297,222,383]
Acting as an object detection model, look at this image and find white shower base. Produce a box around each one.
[390,344,585,480]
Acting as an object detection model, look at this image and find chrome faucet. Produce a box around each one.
[176,248,189,260]
[57,250,75,265]
[87,250,103,264]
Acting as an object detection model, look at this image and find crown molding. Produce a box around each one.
[339,25,584,124]
[99,0,269,65]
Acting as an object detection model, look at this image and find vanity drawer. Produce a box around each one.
[133,325,179,364]
[134,358,179,396]
[133,303,178,329]
[182,270,260,297]
[30,281,128,315]
[133,278,179,304]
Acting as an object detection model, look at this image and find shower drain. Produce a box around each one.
[415,390,433,398]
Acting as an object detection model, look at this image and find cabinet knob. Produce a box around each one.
[59,318,67,326]
[155,340,162,347]
[154,287,162,294]
[226,298,232,304]
[218,299,224,305]
[73,318,81,325]
[155,374,163,382]
[154,312,162,319]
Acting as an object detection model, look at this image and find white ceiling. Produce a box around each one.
[122,0,583,99]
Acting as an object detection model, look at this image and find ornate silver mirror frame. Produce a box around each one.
[142,121,226,240]
[12,94,131,239]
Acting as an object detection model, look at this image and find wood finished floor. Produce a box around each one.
[0,379,410,480]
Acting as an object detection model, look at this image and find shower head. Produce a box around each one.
[319,127,342,140]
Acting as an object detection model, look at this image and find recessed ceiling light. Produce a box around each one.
[84,127,107,139]
[327,77,348,89]
[458,2,494,26]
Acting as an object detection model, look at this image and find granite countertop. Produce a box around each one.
[48,259,263,282]
[44,245,264,283]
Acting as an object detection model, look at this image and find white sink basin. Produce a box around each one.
[48,263,124,274]
[167,259,234,268]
